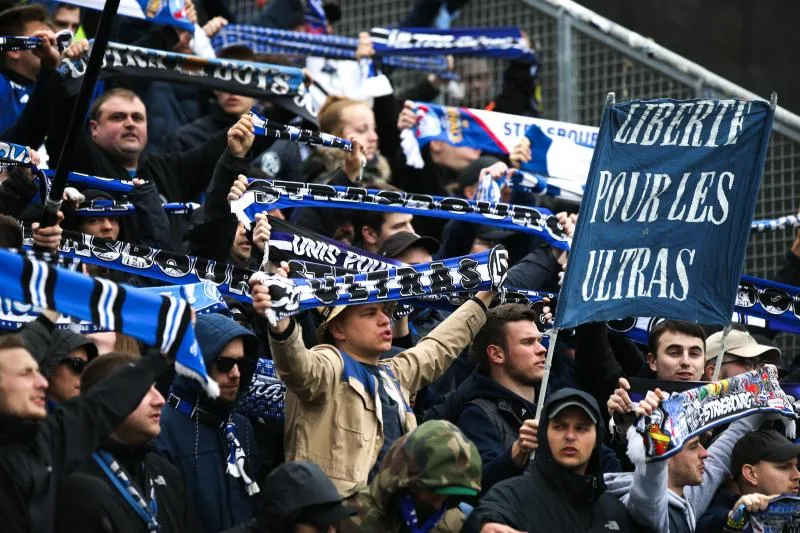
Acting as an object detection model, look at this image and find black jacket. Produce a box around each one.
[454,372,535,491]
[464,388,639,533]
[56,439,202,533]
[167,101,239,154]
[0,355,169,533]
[185,149,252,264]
[0,167,39,218]
[504,244,563,292]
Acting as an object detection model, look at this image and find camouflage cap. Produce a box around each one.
[380,420,482,497]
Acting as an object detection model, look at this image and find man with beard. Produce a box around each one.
[156,313,261,533]
[454,304,544,492]
[55,352,202,532]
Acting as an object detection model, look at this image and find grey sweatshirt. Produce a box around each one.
[604,415,764,532]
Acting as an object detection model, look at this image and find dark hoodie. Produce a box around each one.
[464,388,638,533]
[453,372,536,491]
[156,313,261,533]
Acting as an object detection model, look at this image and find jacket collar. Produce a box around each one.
[0,414,40,446]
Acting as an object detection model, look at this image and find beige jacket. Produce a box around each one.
[268,299,487,496]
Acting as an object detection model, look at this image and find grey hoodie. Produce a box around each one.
[604,415,764,532]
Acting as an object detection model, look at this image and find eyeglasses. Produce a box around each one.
[720,357,759,371]
[60,356,87,375]
[736,280,799,316]
[215,356,246,373]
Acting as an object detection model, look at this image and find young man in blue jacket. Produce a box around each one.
[157,313,261,533]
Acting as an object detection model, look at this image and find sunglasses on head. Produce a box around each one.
[215,356,246,373]
[60,356,87,375]
[736,280,799,316]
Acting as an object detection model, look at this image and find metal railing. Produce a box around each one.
[336,0,800,357]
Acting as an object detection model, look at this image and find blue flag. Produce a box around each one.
[0,249,217,396]
[555,97,774,328]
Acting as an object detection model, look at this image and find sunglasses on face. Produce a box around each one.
[60,356,87,375]
[736,280,799,316]
[215,356,247,373]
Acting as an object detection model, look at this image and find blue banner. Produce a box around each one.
[556,98,775,329]
[231,179,571,251]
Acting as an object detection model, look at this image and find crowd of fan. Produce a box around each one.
[1,1,799,532]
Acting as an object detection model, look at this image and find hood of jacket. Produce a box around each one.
[172,313,259,404]
[531,387,607,502]
[359,420,482,516]
[40,329,98,378]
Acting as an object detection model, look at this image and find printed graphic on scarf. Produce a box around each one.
[746,495,800,533]
[629,366,795,462]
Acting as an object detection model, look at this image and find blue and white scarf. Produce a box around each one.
[369,27,536,62]
[251,246,509,325]
[249,111,352,151]
[240,357,285,423]
[57,42,306,99]
[32,229,255,303]
[74,199,201,216]
[402,102,597,173]
[92,449,159,532]
[223,421,260,496]
[0,280,224,333]
[211,25,451,76]
[0,32,73,53]
[231,179,571,251]
[0,248,216,395]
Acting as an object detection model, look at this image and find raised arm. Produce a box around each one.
[43,354,170,475]
[387,293,490,394]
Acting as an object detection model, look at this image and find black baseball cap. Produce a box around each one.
[549,396,598,425]
[379,231,439,260]
[731,430,800,479]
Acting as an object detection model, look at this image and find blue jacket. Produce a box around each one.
[0,68,33,134]
[157,314,261,533]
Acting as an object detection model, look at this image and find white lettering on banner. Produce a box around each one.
[581,247,695,302]
[613,100,750,147]
[702,392,752,425]
[589,170,734,225]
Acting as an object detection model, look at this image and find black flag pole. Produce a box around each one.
[38,0,121,229]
